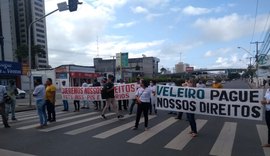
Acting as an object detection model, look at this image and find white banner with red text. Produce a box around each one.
[61,83,137,101]
[156,85,264,120]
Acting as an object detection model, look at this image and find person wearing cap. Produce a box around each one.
[101,75,123,119]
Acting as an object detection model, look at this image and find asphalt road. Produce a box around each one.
[0,79,269,156]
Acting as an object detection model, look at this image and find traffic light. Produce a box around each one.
[68,0,78,12]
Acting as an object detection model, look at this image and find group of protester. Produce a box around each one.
[1,76,270,148]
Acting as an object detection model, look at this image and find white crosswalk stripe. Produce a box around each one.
[210,122,237,156]
[17,112,98,130]
[6,109,267,155]
[65,114,135,135]
[127,117,178,144]
[0,148,36,156]
[93,115,157,139]
[40,113,115,132]
[256,125,270,156]
[164,119,208,150]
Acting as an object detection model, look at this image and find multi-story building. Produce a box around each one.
[175,62,190,73]
[0,0,17,62]
[14,0,48,68]
[94,56,160,80]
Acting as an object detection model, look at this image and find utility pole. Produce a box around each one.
[250,41,264,87]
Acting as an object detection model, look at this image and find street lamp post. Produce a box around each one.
[0,36,4,61]
[28,1,81,106]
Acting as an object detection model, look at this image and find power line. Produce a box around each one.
[260,11,270,41]
[250,0,259,50]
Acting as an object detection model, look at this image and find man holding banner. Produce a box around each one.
[261,89,270,147]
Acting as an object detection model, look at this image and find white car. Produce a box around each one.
[16,88,26,99]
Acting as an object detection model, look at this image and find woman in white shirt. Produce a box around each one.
[261,89,270,147]
[132,79,152,131]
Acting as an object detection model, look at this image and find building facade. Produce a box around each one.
[14,0,48,68]
[94,56,160,80]
[0,0,17,62]
[175,62,190,73]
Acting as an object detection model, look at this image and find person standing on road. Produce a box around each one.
[93,78,101,110]
[61,81,69,111]
[149,80,157,115]
[0,85,10,128]
[186,80,198,137]
[81,79,90,109]
[101,75,124,119]
[132,79,152,131]
[261,88,270,147]
[129,77,142,115]
[45,78,56,122]
[33,79,47,128]
[73,83,80,112]
[6,80,18,121]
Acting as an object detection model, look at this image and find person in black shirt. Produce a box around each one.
[101,75,123,119]
[93,79,102,110]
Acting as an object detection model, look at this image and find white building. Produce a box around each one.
[175,62,190,73]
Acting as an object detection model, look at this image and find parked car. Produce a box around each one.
[206,80,213,86]
[16,88,26,99]
[221,80,226,84]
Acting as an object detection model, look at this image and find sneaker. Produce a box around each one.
[117,115,124,119]
[12,118,17,121]
[4,125,11,128]
[191,133,198,138]
[144,127,148,131]
[35,125,44,129]
[101,114,106,119]
[131,126,138,130]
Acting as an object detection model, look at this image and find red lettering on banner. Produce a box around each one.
[114,84,136,93]
[62,88,83,94]
[115,93,129,100]
[84,87,101,94]
[75,95,84,100]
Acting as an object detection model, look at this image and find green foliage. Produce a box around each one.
[15,44,45,68]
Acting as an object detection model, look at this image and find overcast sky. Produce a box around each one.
[45,0,270,71]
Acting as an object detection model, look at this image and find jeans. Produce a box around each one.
[46,100,55,121]
[63,100,69,110]
[129,99,136,114]
[266,111,270,144]
[135,102,150,128]
[36,99,47,125]
[187,113,197,133]
[5,97,16,119]
[0,102,9,127]
[82,100,89,108]
[118,100,128,110]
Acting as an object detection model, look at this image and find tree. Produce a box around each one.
[160,67,167,74]
[15,44,45,69]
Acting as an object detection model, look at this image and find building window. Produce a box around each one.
[36,23,44,28]
[37,39,45,43]
[36,28,44,33]
[34,2,43,7]
[37,33,45,38]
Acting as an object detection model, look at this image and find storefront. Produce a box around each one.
[55,65,102,87]
[0,61,22,87]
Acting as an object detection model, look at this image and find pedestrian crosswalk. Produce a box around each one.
[1,109,269,156]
